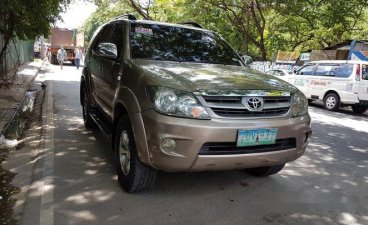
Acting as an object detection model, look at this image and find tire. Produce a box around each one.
[324,93,340,111]
[115,116,157,192]
[245,164,285,177]
[82,88,96,129]
[352,104,368,114]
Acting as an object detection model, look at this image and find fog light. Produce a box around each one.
[161,138,176,152]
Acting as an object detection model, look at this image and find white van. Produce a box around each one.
[287,60,368,113]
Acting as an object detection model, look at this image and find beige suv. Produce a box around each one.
[80,14,312,192]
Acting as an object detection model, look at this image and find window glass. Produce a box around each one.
[361,64,368,80]
[94,24,113,50]
[266,71,274,75]
[314,65,334,76]
[330,64,354,78]
[109,24,124,58]
[130,23,242,66]
[354,43,363,51]
[362,43,368,51]
[298,65,316,75]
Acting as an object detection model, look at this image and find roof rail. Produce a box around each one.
[115,14,137,20]
[179,22,204,28]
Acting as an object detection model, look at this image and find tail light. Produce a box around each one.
[356,64,361,81]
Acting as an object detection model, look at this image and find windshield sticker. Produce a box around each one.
[135,27,153,35]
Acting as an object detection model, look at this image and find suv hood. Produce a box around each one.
[133,60,297,93]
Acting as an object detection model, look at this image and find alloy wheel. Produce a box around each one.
[326,96,336,109]
[119,131,131,176]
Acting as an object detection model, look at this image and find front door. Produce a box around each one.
[98,23,125,119]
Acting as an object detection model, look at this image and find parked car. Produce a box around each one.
[80,14,312,192]
[288,60,368,113]
[265,69,293,81]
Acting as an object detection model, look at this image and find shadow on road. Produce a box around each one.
[32,67,368,225]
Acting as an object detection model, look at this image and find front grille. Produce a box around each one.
[198,138,296,155]
[202,96,241,104]
[201,95,291,118]
[211,107,289,117]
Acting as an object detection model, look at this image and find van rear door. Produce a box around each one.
[359,64,368,101]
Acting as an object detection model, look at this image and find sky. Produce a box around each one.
[56,0,97,29]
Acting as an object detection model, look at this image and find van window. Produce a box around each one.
[362,64,368,80]
[314,65,334,76]
[298,65,315,75]
[330,64,354,78]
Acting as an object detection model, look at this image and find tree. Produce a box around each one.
[82,0,368,61]
[0,0,71,75]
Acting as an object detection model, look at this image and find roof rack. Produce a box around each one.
[179,22,204,28]
[114,14,137,20]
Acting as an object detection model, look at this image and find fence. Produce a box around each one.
[0,37,34,86]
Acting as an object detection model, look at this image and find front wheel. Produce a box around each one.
[245,164,285,177]
[324,93,340,111]
[352,104,368,114]
[115,116,157,192]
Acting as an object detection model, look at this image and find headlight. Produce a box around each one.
[147,86,210,119]
[292,91,308,117]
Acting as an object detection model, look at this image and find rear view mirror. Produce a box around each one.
[241,55,253,65]
[96,42,118,59]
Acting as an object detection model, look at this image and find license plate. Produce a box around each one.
[237,128,278,147]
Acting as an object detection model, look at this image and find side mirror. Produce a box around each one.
[96,42,118,59]
[241,55,253,65]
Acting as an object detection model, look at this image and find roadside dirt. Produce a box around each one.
[0,148,19,225]
[0,83,45,225]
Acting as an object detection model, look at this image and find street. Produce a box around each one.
[22,64,368,225]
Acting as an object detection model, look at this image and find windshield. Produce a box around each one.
[130,23,242,66]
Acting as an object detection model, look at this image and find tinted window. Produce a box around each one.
[330,64,354,78]
[314,65,334,76]
[130,24,241,66]
[109,24,124,58]
[298,65,316,75]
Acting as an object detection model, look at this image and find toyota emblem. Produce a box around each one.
[242,97,264,111]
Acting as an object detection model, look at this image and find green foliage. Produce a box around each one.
[81,0,368,60]
[0,0,71,61]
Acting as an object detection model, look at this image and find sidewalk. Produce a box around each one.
[0,60,43,146]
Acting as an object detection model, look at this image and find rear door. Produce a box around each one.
[359,64,368,101]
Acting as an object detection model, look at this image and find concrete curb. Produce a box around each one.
[0,60,44,139]
[1,81,49,224]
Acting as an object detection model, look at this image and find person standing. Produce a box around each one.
[74,46,82,70]
[57,46,67,70]
[47,48,52,62]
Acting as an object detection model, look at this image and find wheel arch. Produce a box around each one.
[112,89,151,166]
[323,90,340,101]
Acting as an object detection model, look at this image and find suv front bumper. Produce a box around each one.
[140,109,312,172]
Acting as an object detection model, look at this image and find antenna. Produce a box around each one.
[179,22,204,28]
[115,14,137,20]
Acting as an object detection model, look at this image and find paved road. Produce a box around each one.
[24,64,368,225]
